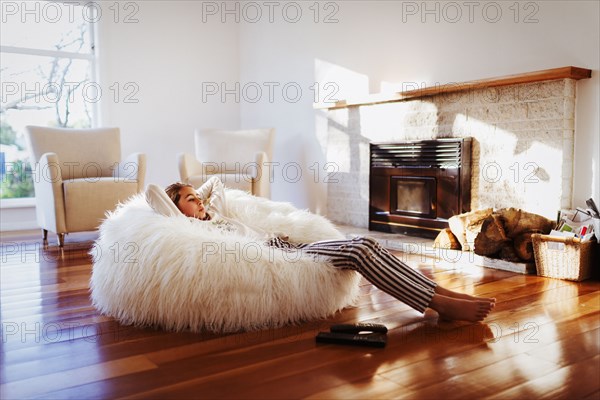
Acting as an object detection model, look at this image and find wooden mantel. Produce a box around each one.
[316,66,592,110]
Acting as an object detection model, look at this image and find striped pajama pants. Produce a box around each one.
[267,236,437,313]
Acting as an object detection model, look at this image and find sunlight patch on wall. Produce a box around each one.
[314,58,369,107]
[453,113,564,217]
[315,59,369,173]
[524,141,564,217]
[360,100,439,142]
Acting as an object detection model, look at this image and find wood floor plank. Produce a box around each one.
[0,355,157,399]
[525,327,600,366]
[403,352,560,399]
[581,389,600,400]
[304,375,409,400]
[485,354,600,399]
[1,321,169,364]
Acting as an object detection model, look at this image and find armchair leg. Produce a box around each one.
[42,229,48,242]
[58,233,65,248]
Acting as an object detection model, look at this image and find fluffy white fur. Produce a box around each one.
[90,189,361,332]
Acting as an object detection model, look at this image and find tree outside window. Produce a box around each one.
[1,1,96,199]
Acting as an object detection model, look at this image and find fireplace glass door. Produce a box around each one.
[390,176,436,218]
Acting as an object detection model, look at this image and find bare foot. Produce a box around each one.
[428,294,495,322]
[435,286,496,304]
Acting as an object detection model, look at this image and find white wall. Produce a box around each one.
[97,1,241,187]
[239,0,600,212]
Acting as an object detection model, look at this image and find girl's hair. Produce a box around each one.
[165,182,193,205]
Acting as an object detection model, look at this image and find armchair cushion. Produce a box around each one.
[63,178,139,231]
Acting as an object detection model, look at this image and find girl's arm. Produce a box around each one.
[196,176,228,216]
[145,183,184,217]
[196,176,285,241]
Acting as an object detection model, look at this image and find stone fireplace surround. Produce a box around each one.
[320,67,592,230]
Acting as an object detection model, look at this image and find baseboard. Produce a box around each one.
[0,228,41,242]
[0,205,39,233]
[0,221,39,232]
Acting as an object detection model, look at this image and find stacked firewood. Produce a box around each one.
[435,208,555,263]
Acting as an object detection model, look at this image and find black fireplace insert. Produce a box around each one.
[369,138,472,238]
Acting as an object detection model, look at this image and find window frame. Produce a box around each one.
[0,8,98,207]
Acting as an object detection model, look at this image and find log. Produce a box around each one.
[498,207,522,236]
[498,244,522,262]
[473,208,555,261]
[465,219,486,252]
[454,207,556,262]
[498,208,554,237]
[474,214,509,256]
[434,228,462,250]
[448,208,493,251]
[513,231,536,262]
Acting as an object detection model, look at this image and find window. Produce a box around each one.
[1,1,97,200]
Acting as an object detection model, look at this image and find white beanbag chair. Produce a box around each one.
[90,189,361,332]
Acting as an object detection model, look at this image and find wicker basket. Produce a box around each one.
[532,233,595,281]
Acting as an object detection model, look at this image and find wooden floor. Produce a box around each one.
[1,233,599,400]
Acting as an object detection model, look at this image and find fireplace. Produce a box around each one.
[322,68,591,231]
[369,138,472,238]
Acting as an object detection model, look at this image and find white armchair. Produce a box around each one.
[25,126,146,246]
[177,128,275,198]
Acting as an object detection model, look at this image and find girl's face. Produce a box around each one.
[176,186,207,219]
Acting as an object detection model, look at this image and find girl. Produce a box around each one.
[146,177,495,322]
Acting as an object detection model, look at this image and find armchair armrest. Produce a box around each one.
[253,151,272,199]
[115,152,147,191]
[35,152,67,233]
[178,152,204,183]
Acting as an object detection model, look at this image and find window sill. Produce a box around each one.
[0,198,36,209]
